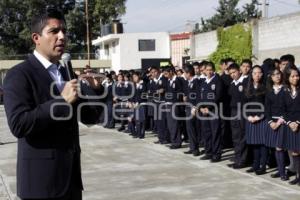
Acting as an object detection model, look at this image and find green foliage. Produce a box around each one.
[209,24,252,66]
[0,0,127,56]
[199,0,261,33]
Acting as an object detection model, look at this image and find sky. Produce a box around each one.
[121,0,300,33]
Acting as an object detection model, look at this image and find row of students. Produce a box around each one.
[100,55,300,186]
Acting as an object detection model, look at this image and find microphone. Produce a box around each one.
[61,53,75,80]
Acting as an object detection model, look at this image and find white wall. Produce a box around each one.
[118,32,170,72]
[255,12,300,64]
[192,30,218,60]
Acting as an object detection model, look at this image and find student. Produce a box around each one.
[244,65,268,175]
[114,73,127,131]
[164,66,183,149]
[264,69,288,181]
[151,66,170,144]
[240,59,252,82]
[146,67,156,133]
[199,62,223,162]
[183,65,202,156]
[282,66,300,186]
[129,71,147,139]
[219,59,233,149]
[279,54,295,73]
[103,74,115,128]
[227,63,248,169]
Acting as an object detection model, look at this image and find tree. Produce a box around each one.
[199,0,261,33]
[0,0,127,57]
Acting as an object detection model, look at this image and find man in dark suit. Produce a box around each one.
[3,8,103,200]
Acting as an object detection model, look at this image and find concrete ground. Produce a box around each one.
[1,106,300,200]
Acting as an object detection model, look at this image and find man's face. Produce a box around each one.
[205,66,214,78]
[240,63,251,76]
[229,68,241,81]
[151,69,159,79]
[193,65,200,75]
[32,18,66,63]
[279,61,289,72]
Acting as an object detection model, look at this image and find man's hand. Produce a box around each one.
[61,79,79,104]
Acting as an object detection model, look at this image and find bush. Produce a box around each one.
[209,23,252,69]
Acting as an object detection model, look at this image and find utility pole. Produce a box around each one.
[85,0,91,66]
[260,0,269,18]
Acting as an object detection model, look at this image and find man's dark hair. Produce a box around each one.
[183,64,195,76]
[192,62,200,67]
[227,63,240,71]
[31,7,65,34]
[164,66,175,73]
[220,59,226,65]
[280,54,295,64]
[241,59,253,67]
[205,61,215,71]
[225,58,235,65]
[199,60,209,68]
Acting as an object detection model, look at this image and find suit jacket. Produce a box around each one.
[3,54,103,199]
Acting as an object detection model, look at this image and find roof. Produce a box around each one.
[170,32,191,41]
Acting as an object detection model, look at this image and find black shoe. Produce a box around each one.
[184,150,193,154]
[170,145,181,149]
[281,175,289,181]
[287,170,296,177]
[233,163,247,169]
[154,140,161,144]
[227,163,235,168]
[200,155,212,160]
[289,177,299,185]
[211,156,221,163]
[161,141,170,145]
[199,150,205,156]
[118,126,125,132]
[132,135,138,138]
[270,172,280,178]
[139,136,145,139]
[246,168,255,173]
[229,158,235,162]
[193,150,200,157]
[123,129,131,133]
[255,168,266,175]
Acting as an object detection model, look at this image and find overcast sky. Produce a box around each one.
[121,0,300,33]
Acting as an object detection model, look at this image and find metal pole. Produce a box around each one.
[261,0,268,18]
[85,0,91,66]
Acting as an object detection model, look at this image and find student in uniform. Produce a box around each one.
[182,65,201,156]
[146,67,156,133]
[128,71,147,139]
[164,66,183,149]
[240,59,252,82]
[176,67,189,143]
[264,68,288,181]
[244,65,268,175]
[199,62,223,162]
[227,63,248,169]
[103,74,115,128]
[114,73,127,131]
[219,59,233,149]
[282,66,300,186]
[151,66,170,144]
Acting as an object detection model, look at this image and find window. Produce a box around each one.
[104,44,109,56]
[138,39,156,51]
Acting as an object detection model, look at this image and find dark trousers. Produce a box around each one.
[252,144,268,170]
[166,105,182,146]
[201,118,222,156]
[156,104,170,142]
[185,110,200,151]
[230,115,248,165]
